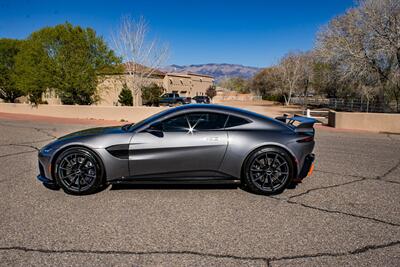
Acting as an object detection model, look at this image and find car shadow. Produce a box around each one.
[110,183,240,191]
[109,181,300,193]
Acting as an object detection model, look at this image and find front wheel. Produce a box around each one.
[243,147,293,195]
[54,147,105,195]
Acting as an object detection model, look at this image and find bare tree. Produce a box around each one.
[360,85,378,112]
[298,51,316,106]
[112,16,169,106]
[361,0,400,112]
[317,0,400,111]
[279,52,303,105]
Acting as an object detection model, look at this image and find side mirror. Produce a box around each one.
[146,123,164,137]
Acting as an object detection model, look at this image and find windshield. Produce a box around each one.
[127,108,174,131]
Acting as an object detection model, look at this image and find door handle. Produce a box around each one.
[205,137,219,142]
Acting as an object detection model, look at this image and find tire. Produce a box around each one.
[243,147,293,195]
[54,147,105,195]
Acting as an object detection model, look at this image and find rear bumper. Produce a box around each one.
[295,153,315,181]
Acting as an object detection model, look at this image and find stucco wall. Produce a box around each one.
[163,74,192,96]
[328,110,400,133]
[189,74,213,97]
[0,103,287,124]
[96,75,164,106]
[0,103,167,122]
[163,73,212,97]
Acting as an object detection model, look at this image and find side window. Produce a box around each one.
[161,115,189,132]
[225,115,251,128]
[187,112,228,131]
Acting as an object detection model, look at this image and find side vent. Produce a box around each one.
[106,144,129,159]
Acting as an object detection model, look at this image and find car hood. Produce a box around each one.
[58,126,126,140]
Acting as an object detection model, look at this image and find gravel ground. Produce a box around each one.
[0,117,399,266]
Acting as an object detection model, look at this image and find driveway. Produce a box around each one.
[0,116,399,266]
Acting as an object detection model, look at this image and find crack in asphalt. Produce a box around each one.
[0,143,39,159]
[385,133,400,142]
[0,124,57,157]
[0,137,55,147]
[8,143,40,151]
[377,159,400,180]
[313,169,370,179]
[269,195,400,227]
[0,240,398,263]
[272,162,400,227]
[287,199,400,227]
[33,127,58,139]
[288,176,366,199]
[386,134,395,141]
[268,240,400,262]
[0,121,58,140]
[288,166,400,199]
[379,179,400,185]
[0,150,37,159]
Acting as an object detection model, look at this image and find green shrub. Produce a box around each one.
[141,83,164,106]
[262,94,286,104]
[118,84,133,106]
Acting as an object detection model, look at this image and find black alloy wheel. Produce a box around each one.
[244,147,293,194]
[55,147,104,195]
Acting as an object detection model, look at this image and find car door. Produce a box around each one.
[129,112,228,179]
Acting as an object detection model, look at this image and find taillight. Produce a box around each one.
[297,136,314,143]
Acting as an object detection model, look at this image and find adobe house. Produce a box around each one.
[40,64,214,106]
[163,72,214,98]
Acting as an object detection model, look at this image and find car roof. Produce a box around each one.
[131,104,290,131]
[172,104,286,126]
[173,104,255,115]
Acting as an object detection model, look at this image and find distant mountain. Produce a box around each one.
[162,63,262,82]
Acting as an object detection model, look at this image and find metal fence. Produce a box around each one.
[290,97,398,113]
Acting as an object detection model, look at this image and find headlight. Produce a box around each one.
[43,148,53,153]
[40,146,53,155]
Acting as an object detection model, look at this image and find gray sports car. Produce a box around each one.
[37,104,316,195]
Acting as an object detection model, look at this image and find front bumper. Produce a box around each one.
[295,153,315,182]
[37,153,60,189]
[37,174,60,190]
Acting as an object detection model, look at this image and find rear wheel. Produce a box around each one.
[243,147,293,195]
[54,147,104,195]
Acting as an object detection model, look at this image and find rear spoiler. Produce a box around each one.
[275,114,317,134]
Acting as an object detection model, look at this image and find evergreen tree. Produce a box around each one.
[118,84,133,106]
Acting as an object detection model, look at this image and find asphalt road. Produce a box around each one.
[0,118,399,266]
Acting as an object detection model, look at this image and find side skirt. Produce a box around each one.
[109,176,241,185]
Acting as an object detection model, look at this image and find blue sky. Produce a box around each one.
[0,0,354,67]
